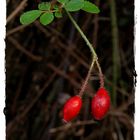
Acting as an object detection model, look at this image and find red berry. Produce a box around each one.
[91,88,110,120]
[63,95,82,122]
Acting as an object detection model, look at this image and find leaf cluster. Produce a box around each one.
[20,0,100,25]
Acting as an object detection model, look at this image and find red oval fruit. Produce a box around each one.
[91,88,110,120]
[63,95,82,122]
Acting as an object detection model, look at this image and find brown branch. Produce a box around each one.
[109,110,133,126]
[49,120,96,133]
[34,21,51,37]
[57,41,89,69]
[7,0,27,24]
[92,0,100,48]
[6,70,57,138]
[7,36,42,61]
[6,25,27,37]
[117,94,134,111]
[47,63,81,89]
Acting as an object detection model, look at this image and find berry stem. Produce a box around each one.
[79,56,96,97]
[66,10,104,90]
[66,10,97,58]
[95,60,104,88]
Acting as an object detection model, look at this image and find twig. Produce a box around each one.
[7,36,42,61]
[47,63,81,89]
[34,21,51,37]
[7,0,27,24]
[34,21,66,40]
[117,94,134,111]
[93,0,100,48]
[66,11,104,95]
[79,57,96,96]
[6,0,10,5]
[95,59,104,87]
[6,69,57,138]
[105,76,129,96]
[57,41,89,69]
[109,110,133,127]
[6,25,27,36]
[114,120,124,140]
[66,10,97,57]
[109,0,120,105]
[49,120,96,133]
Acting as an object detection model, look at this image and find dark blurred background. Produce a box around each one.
[6,0,134,140]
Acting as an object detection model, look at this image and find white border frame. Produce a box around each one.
[135,0,140,140]
[0,0,139,140]
[0,0,6,140]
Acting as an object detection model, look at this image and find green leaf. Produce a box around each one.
[55,11,62,18]
[20,10,42,25]
[40,12,54,25]
[58,0,69,4]
[38,2,51,11]
[65,0,84,12]
[81,1,100,13]
[54,5,59,10]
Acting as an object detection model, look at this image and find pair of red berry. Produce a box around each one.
[63,87,110,122]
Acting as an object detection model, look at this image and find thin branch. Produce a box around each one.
[47,63,81,89]
[49,120,96,133]
[92,0,100,48]
[6,25,27,36]
[66,11,104,93]
[109,0,120,105]
[79,57,96,96]
[7,36,42,61]
[7,0,27,24]
[66,10,97,58]
[6,69,57,138]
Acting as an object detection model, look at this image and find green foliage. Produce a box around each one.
[55,11,63,18]
[19,0,100,26]
[38,2,51,11]
[58,0,69,4]
[40,12,54,25]
[65,0,84,12]
[20,10,42,25]
[53,5,59,10]
[81,1,100,13]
